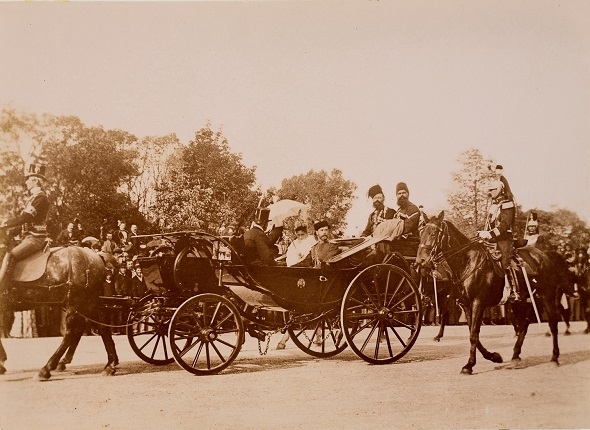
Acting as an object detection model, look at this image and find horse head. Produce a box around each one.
[415,211,445,271]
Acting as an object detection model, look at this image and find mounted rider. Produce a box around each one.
[478,170,517,304]
[0,160,50,293]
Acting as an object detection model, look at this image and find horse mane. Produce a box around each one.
[441,219,471,247]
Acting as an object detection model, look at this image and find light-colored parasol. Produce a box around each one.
[267,199,309,227]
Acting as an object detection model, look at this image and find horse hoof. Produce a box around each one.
[0,365,6,375]
[491,353,503,364]
[460,367,473,375]
[584,328,590,334]
[38,368,51,380]
[545,332,551,337]
[433,337,441,342]
[102,366,116,376]
[564,331,571,336]
[56,362,67,372]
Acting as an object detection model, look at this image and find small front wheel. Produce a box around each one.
[127,295,175,365]
[340,264,422,364]
[169,294,244,375]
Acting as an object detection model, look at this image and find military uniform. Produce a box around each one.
[0,162,50,291]
[361,184,396,237]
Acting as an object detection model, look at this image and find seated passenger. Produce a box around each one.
[310,220,340,268]
[361,184,395,237]
[286,225,316,267]
[392,182,420,239]
[243,207,276,266]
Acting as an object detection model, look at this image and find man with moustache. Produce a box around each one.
[361,184,395,237]
[392,182,420,239]
[310,220,340,268]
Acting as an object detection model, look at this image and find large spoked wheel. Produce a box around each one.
[127,295,176,365]
[340,264,422,364]
[287,310,347,358]
[169,294,244,375]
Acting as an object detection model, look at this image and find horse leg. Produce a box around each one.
[562,304,571,335]
[39,311,85,380]
[434,308,448,342]
[0,338,7,375]
[56,330,84,372]
[97,323,118,376]
[542,295,560,365]
[582,293,590,334]
[506,302,528,368]
[460,302,482,375]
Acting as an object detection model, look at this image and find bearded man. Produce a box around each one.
[393,182,420,239]
[361,184,395,237]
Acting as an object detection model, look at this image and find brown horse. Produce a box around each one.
[415,211,572,374]
[0,244,119,380]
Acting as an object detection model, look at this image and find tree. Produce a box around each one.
[277,169,357,233]
[152,125,259,232]
[446,148,495,234]
[41,115,141,236]
[0,107,47,221]
[123,133,180,221]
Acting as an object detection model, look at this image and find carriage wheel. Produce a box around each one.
[340,264,422,364]
[169,293,244,375]
[287,310,347,358]
[127,295,176,365]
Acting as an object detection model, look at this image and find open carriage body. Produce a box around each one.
[129,231,424,375]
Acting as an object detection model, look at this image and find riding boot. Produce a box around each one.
[0,253,16,294]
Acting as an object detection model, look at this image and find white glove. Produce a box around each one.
[478,230,492,240]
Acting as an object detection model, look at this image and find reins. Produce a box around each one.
[425,221,485,285]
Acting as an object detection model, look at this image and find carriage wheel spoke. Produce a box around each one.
[190,342,205,367]
[385,278,407,308]
[359,322,379,353]
[210,302,221,326]
[385,320,407,347]
[209,341,227,363]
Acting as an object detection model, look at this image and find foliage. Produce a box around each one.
[41,115,141,236]
[151,125,259,232]
[518,207,590,251]
[123,133,180,221]
[277,169,357,233]
[446,148,494,234]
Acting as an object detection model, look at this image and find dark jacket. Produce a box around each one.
[361,207,396,237]
[243,225,276,265]
[394,202,420,237]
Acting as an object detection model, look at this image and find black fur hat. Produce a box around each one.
[367,184,383,199]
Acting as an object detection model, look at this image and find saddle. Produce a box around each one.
[11,247,61,283]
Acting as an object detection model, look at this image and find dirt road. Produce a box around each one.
[1,322,589,429]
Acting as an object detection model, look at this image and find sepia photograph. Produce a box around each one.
[1,1,589,429]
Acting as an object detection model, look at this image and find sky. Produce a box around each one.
[1,1,589,235]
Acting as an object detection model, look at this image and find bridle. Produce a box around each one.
[418,221,482,285]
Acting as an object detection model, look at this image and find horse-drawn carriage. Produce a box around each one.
[126,230,424,375]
